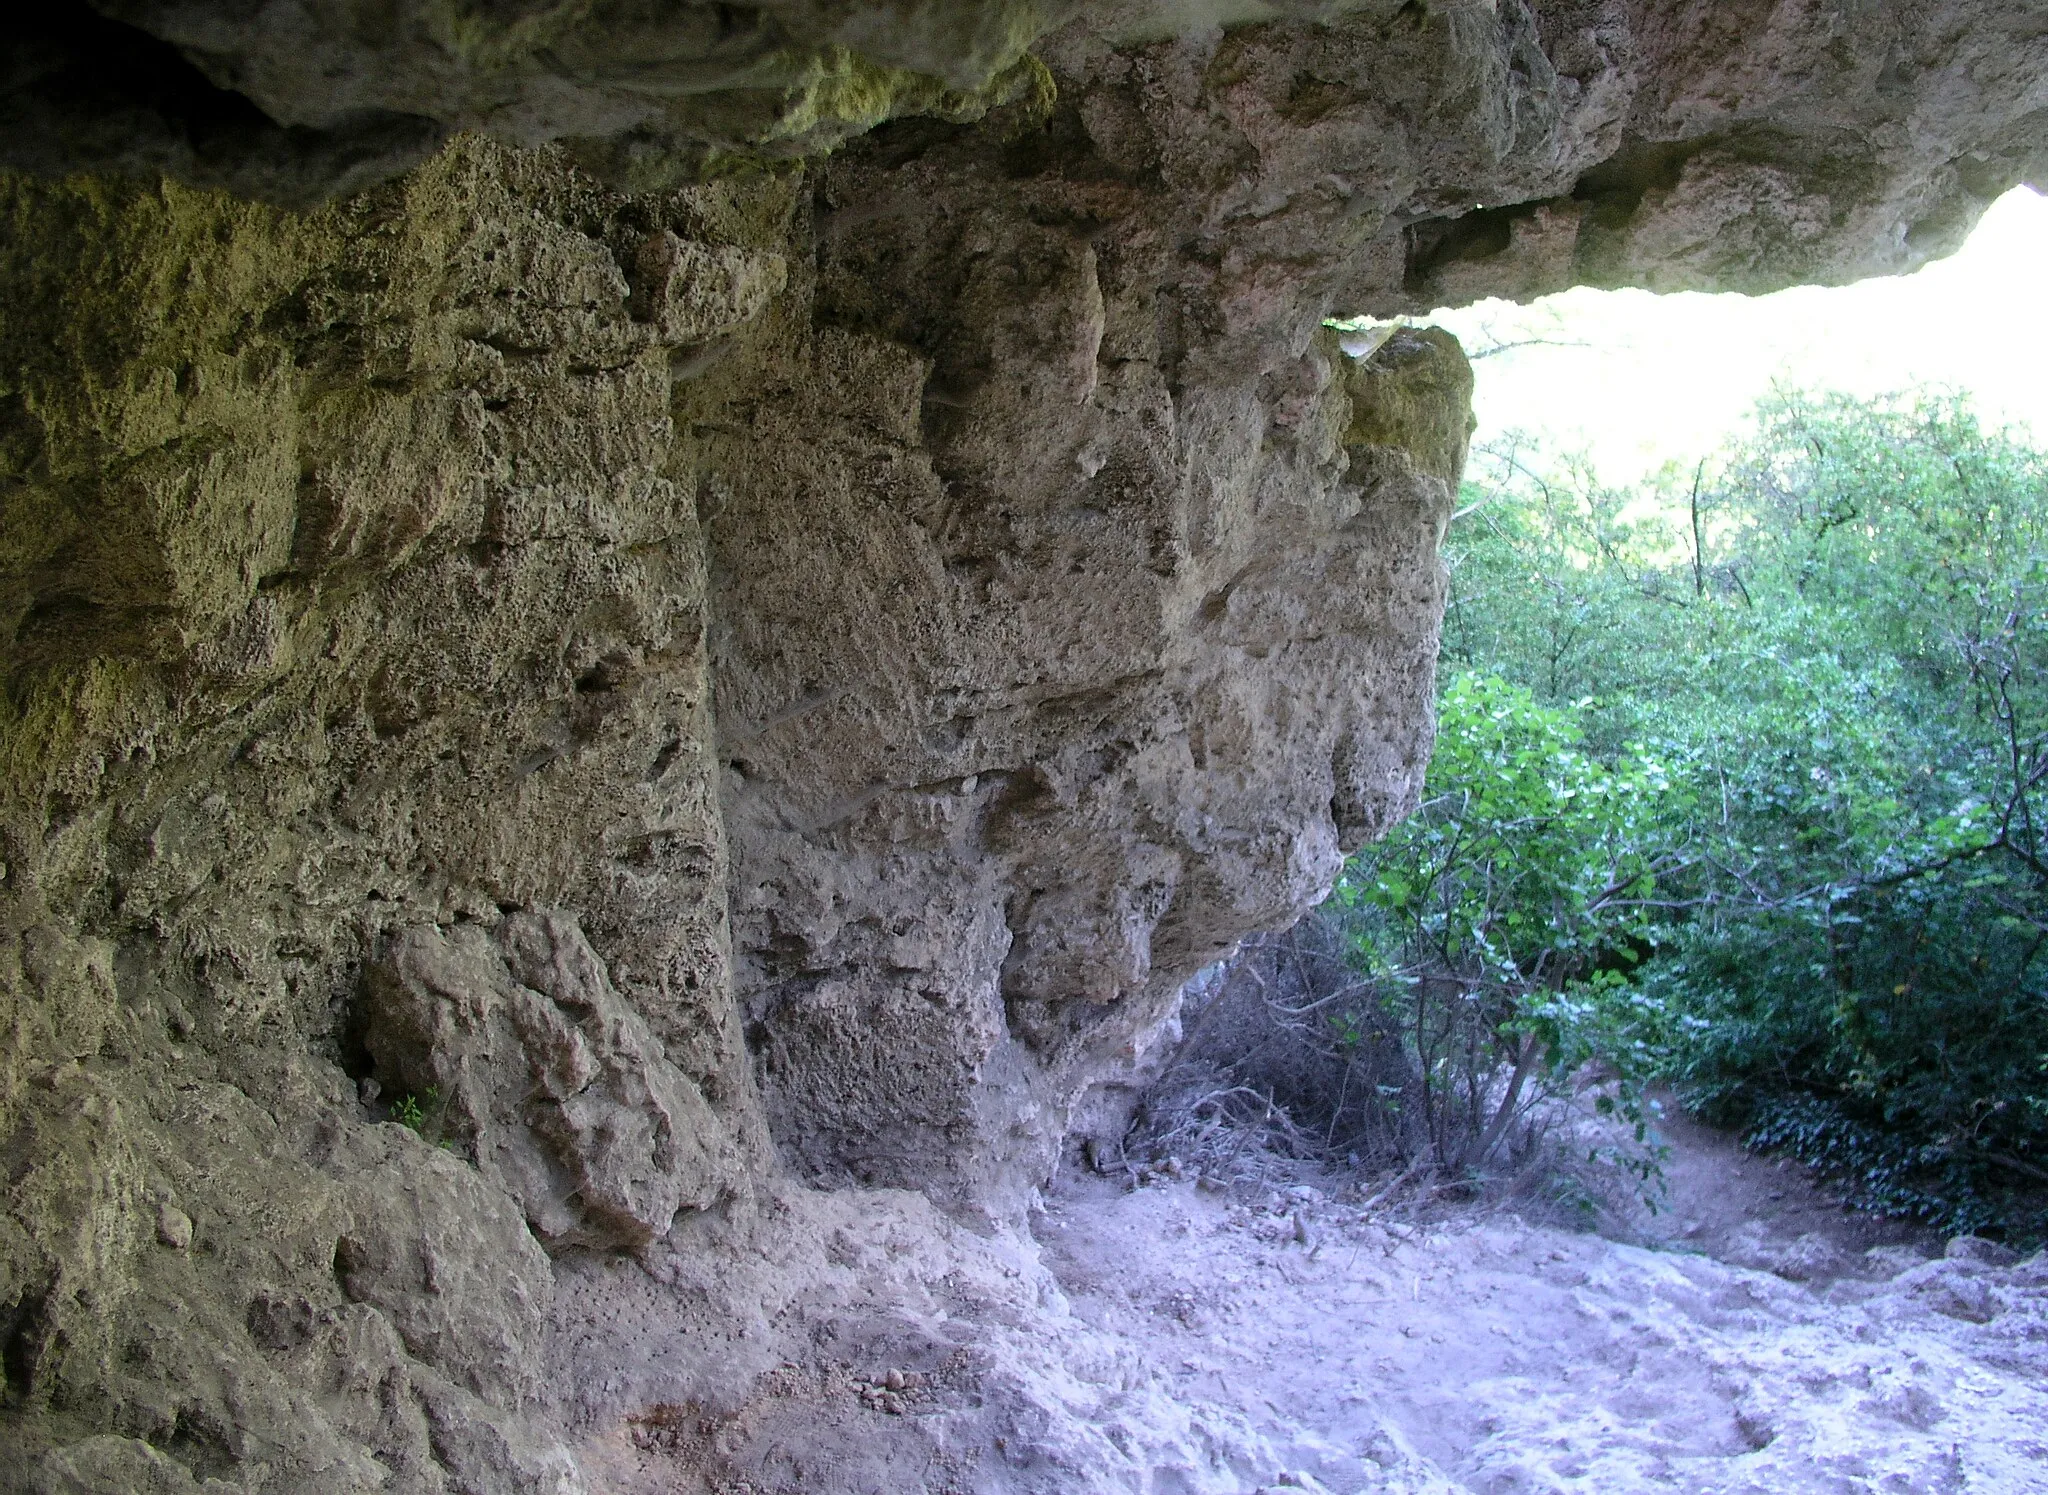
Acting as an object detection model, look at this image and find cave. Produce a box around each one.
[2,3,2045,1491]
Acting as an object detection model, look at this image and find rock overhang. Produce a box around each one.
[2,3,2046,1490]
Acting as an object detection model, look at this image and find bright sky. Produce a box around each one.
[1427,187,2048,484]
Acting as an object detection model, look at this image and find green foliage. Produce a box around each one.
[1342,389,2048,1241]
[390,1087,457,1152]
[1326,674,1680,1175]
[391,1090,429,1132]
[1355,673,1677,975]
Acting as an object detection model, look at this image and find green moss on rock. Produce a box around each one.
[1342,326,1476,488]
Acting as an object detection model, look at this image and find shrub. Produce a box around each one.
[1366,391,2048,1241]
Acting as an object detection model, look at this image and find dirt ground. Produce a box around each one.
[1645,1101,1941,1277]
[1032,1104,2048,1494]
[576,1106,2047,1494]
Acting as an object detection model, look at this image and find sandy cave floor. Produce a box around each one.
[1030,1110,2048,1495]
[576,1111,2048,1495]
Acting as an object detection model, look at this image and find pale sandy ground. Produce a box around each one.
[574,1114,2048,1494]
[1033,1113,2048,1495]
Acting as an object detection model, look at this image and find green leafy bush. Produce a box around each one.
[1338,390,2048,1242]
[1327,673,1680,1174]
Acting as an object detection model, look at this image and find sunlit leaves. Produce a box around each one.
[1328,675,1681,1168]
[1364,389,2048,1239]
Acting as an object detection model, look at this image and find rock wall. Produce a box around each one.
[2,3,2045,1490]
[0,145,767,1491]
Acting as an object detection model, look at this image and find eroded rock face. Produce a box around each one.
[364,912,741,1250]
[0,143,763,1489]
[2,3,2045,1490]
[711,319,1464,1203]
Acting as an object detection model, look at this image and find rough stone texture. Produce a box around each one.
[710,315,1464,1204]
[1,2,2046,1490]
[0,1,1060,203]
[0,142,766,1489]
[364,913,739,1250]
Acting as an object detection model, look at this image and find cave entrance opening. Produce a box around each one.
[1125,184,2048,1247]
[1431,183,2048,486]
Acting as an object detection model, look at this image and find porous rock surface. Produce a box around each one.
[1,3,2044,1490]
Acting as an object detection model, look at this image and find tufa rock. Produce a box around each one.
[0,3,2044,1489]
[153,1204,192,1251]
[362,911,742,1250]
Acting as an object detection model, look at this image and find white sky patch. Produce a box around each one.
[1427,186,2048,483]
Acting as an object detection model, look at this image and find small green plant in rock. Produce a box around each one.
[389,1087,450,1148]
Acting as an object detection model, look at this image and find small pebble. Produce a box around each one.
[884,1367,906,1391]
[880,1391,905,1415]
[157,1204,193,1250]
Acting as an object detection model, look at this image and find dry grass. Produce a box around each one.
[1121,916,1663,1231]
